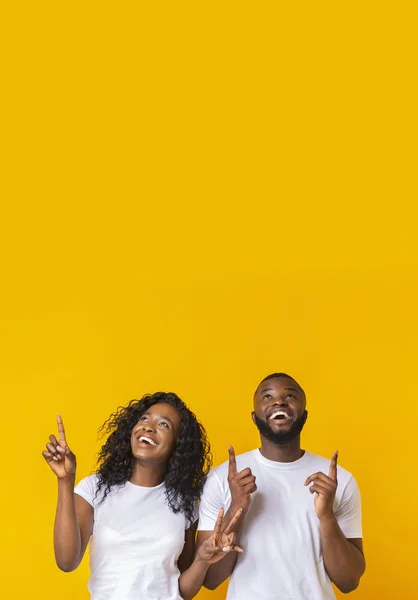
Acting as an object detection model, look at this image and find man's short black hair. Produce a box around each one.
[257,373,306,399]
[259,372,298,385]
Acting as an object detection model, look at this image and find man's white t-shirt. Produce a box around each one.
[198,450,362,600]
[74,475,193,600]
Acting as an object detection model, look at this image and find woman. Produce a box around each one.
[42,391,241,600]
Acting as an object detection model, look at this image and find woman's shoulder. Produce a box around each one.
[74,473,99,506]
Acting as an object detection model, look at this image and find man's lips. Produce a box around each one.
[266,408,294,421]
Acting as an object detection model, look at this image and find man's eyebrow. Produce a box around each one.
[259,386,301,394]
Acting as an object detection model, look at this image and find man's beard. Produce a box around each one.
[254,411,308,445]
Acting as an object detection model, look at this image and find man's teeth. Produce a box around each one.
[139,436,158,446]
[268,410,291,421]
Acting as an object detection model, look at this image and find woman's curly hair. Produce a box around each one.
[95,392,212,524]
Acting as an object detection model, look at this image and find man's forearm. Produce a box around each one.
[320,515,365,593]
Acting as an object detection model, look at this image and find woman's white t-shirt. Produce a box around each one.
[74,475,192,600]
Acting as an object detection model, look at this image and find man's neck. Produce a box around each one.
[259,436,305,463]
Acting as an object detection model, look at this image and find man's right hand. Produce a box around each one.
[227,446,257,516]
[42,415,76,479]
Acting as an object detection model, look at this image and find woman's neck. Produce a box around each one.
[129,460,166,487]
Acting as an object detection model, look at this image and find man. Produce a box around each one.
[197,373,365,599]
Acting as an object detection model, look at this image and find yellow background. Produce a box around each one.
[1,2,417,599]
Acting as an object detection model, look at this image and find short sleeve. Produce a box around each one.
[192,501,199,525]
[198,470,227,531]
[74,474,98,508]
[185,502,200,530]
[335,475,363,538]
